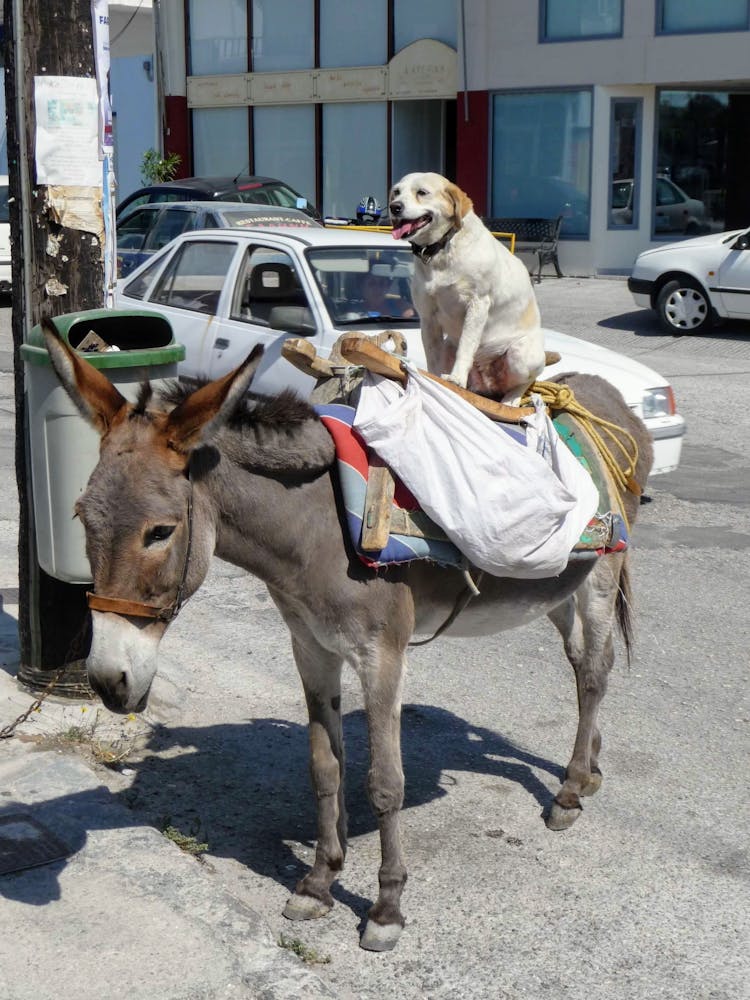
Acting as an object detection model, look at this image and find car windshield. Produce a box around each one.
[306,247,417,324]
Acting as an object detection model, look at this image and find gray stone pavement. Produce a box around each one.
[1,283,749,1000]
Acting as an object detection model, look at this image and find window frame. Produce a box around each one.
[655,0,750,36]
[539,0,623,43]
[150,239,239,314]
[607,97,643,231]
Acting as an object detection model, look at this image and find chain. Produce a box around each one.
[1,620,91,740]
[0,664,69,739]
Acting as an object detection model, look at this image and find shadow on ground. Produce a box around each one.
[0,703,564,920]
[599,308,750,341]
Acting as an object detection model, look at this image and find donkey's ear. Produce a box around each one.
[165,344,263,452]
[41,317,128,435]
[446,182,473,226]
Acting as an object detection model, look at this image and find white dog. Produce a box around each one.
[389,171,545,403]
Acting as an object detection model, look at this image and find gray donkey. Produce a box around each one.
[41,319,652,951]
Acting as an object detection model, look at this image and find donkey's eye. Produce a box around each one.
[146,525,176,545]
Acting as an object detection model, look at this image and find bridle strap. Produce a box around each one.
[86,483,194,624]
[86,592,177,621]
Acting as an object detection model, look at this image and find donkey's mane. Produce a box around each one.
[158,379,318,429]
[157,379,334,477]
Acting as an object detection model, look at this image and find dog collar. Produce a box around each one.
[411,225,457,263]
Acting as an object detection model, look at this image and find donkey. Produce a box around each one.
[40,319,652,951]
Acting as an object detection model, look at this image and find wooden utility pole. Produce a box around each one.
[5,0,106,693]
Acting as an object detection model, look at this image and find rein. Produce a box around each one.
[86,486,194,623]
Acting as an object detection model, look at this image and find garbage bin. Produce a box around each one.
[21,309,186,584]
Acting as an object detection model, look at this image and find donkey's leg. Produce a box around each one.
[283,635,346,921]
[355,642,409,952]
[545,557,622,831]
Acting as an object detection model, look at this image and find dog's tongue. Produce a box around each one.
[392,219,422,240]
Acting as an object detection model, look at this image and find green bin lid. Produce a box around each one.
[21,308,186,368]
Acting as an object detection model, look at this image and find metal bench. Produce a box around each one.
[483,216,564,283]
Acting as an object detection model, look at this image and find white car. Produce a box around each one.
[629,226,750,334]
[115,227,685,476]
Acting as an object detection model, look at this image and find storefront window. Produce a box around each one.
[253,106,316,211]
[394,0,457,52]
[192,108,249,177]
[541,0,622,41]
[323,103,387,220]
[189,0,248,75]
[251,0,314,71]
[609,98,642,229]
[491,90,591,237]
[657,1,749,34]
[392,100,444,181]
[657,91,729,234]
[320,0,387,67]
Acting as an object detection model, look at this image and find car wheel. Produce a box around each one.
[656,277,713,334]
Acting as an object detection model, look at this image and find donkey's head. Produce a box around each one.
[41,319,262,713]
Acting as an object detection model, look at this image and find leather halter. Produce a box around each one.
[86,489,194,623]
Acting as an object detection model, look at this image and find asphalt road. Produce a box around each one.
[1,282,748,1000]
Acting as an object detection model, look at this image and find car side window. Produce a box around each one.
[121,255,167,300]
[150,192,190,204]
[120,193,150,213]
[656,178,679,206]
[230,246,310,326]
[150,240,238,314]
[145,208,198,251]
[117,208,155,250]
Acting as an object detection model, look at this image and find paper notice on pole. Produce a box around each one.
[34,76,102,187]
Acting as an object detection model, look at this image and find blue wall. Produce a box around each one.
[110,53,157,203]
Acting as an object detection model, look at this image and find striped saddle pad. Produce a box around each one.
[315,403,627,570]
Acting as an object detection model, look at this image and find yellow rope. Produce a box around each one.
[524,380,641,502]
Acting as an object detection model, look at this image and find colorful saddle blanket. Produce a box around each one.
[315,403,627,570]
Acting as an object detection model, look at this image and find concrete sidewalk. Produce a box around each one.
[0,309,336,1000]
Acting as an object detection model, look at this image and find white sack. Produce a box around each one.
[353,366,599,578]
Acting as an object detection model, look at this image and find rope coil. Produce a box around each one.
[524,380,641,526]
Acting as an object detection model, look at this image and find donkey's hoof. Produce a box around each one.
[360,919,403,952]
[545,801,583,831]
[581,769,603,797]
[283,893,332,921]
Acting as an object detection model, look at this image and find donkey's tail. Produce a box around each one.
[616,554,634,667]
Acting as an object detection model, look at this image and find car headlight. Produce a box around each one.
[641,386,676,419]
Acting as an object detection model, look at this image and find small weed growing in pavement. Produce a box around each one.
[38,710,134,768]
[161,823,209,859]
[278,934,331,965]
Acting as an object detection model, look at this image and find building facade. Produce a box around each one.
[158,0,750,274]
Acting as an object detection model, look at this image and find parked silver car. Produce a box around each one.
[611,176,706,234]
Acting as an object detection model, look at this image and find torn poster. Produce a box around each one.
[34,76,101,187]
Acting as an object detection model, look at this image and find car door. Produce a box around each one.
[203,241,324,397]
[715,231,750,318]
